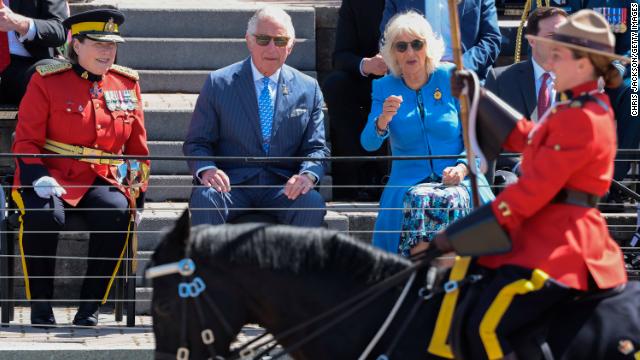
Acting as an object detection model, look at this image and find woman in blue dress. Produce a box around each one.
[361,11,494,255]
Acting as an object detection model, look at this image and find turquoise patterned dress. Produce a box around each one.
[360,63,494,254]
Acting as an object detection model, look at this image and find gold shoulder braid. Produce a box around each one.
[109,64,139,81]
[36,62,73,77]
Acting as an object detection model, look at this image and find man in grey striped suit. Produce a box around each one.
[183,6,329,227]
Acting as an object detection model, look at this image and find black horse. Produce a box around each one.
[149,212,640,360]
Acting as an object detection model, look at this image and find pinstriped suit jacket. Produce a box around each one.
[183,58,329,184]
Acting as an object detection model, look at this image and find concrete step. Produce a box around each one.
[143,97,330,140]
[118,38,315,71]
[146,139,333,180]
[147,141,188,175]
[137,202,348,251]
[139,69,318,93]
[119,7,315,39]
[145,174,333,202]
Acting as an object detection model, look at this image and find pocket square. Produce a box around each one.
[290,108,308,117]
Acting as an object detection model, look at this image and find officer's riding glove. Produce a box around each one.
[450,69,477,101]
[33,176,67,199]
[433,231,455,253]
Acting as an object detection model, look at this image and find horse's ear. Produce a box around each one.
[168,210,191,246]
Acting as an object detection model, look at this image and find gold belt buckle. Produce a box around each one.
[81,147,104,164]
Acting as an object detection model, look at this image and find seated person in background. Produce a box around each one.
[0,0,68,105]
[11,9,149,327]
[379,0,501,81]
[485,7,568,176]
[361,12,494,256]
[183,6,329,227]
[322,0,389,201]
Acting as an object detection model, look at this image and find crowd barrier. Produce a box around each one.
[0,151,638,329]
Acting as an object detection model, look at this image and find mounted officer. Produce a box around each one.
[432,9,630,359]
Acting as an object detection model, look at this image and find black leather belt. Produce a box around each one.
[552,189,599,208]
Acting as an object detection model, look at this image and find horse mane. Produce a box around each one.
[189,223,412,284]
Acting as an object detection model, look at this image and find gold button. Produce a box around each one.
[554,144,561,151]
[96,125,101,130]
[95,103,100,109]
[66,108,71,112]
[527,139,532,145]
[498,201,512,217]
[551,108,557,114]
[94,144,99,148]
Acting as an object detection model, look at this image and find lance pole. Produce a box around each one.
[447,0,480,207]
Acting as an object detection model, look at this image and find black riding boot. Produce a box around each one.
[31,301,56,327]
[73,302,100,326]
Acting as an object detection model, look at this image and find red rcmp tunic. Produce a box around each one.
[478,81,627,291]
[12,64,150,206]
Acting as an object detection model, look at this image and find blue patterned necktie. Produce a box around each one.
[258,77,274,153]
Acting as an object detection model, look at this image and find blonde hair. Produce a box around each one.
[380,11,445,77]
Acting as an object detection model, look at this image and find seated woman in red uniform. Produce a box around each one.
[11,9,149,327]
[432,9,630,360]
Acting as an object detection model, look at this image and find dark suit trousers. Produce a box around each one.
[189,170,326,227]
[322,70,389,200]
[17,178,129,301]
[0,56,59,105]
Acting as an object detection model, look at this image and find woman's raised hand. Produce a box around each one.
[378,95,403,129]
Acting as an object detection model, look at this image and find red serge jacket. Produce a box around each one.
[478,81,627,290]
[12,63,150,207]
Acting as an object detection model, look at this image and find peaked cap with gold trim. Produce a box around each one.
[63,9,125,43]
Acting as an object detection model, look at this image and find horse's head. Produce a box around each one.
[149,210,245,359]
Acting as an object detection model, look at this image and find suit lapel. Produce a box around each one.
[271,66,293,140]
[234,58,263,143]
[521,60,537,118]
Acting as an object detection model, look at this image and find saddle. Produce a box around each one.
[449,281,640,360]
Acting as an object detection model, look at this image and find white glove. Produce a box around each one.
[135,210,143,226]
[32,176,67,199]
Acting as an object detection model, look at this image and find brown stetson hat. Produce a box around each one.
[526,9,630,63]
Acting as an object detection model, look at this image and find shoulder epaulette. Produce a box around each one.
[36,62,72,77]
[110,64,139,81]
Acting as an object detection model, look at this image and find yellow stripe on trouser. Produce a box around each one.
[479,269,550,360]
[101,218,133,304]
[11,190,31,300]
[427,256,472,358]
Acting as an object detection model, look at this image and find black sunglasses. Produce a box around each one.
[394,39,425,53]
[253,34,290,47]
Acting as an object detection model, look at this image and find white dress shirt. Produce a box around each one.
[531,57,556,122]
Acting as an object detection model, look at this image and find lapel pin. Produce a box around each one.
[282,84,289,96]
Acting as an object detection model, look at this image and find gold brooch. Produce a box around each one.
[433,88,442,101]
[104,18,116,33]
[81,71,89,80]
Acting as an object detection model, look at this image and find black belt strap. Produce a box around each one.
[552,189,599,208]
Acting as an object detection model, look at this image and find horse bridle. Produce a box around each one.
[146,241,451,360]
[147,252,238,360]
